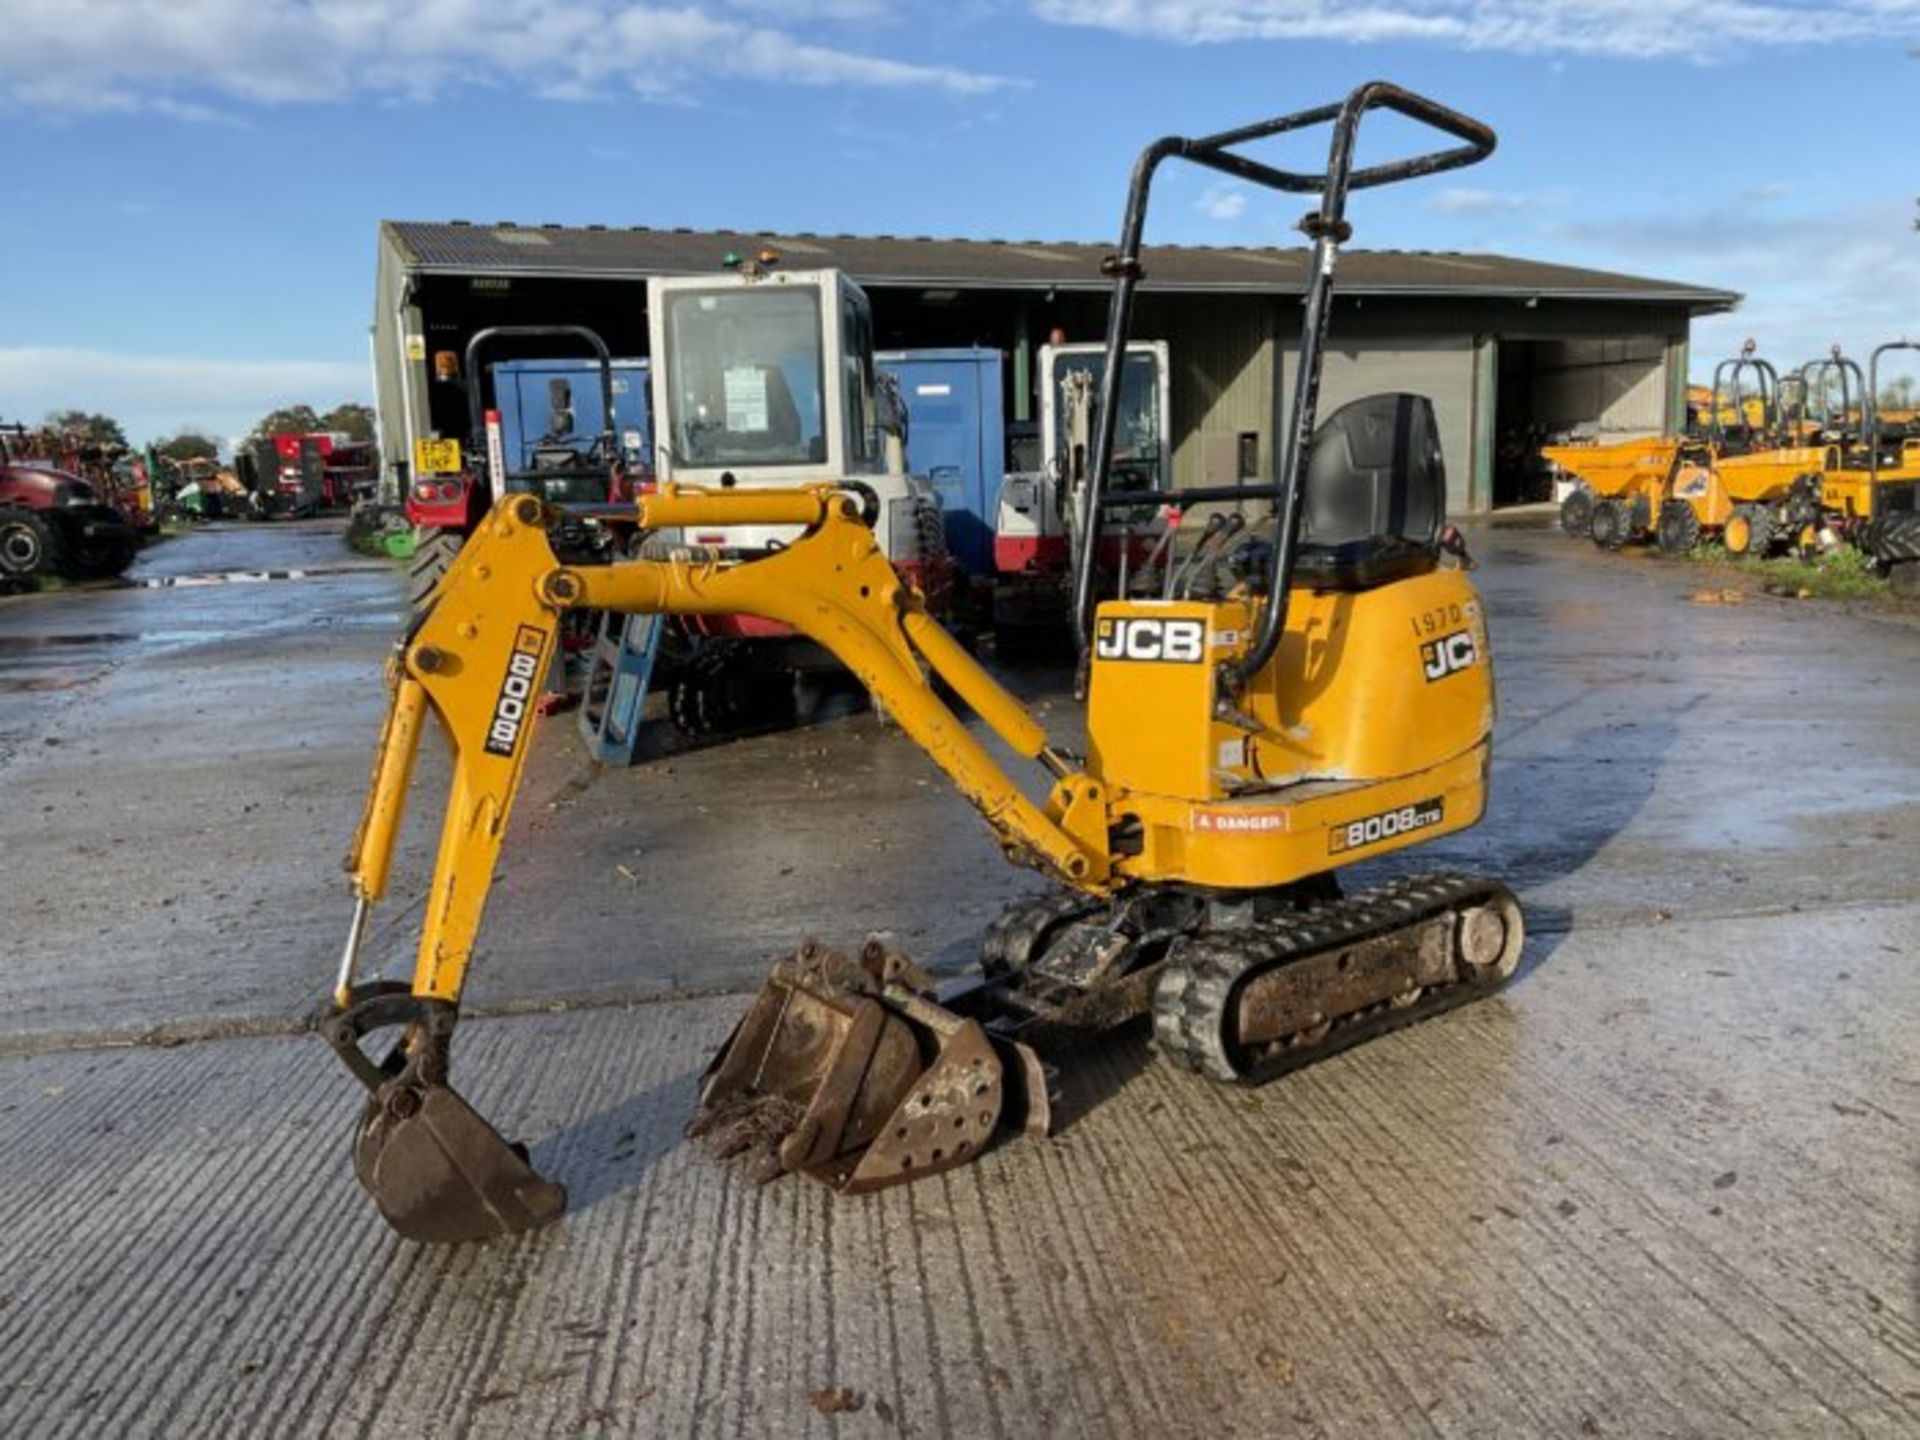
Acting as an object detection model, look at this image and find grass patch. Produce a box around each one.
[1690,541,1889,600]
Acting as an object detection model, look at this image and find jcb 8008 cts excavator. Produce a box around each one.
[324,84,1524,1243]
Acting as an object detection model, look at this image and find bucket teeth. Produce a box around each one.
[689,941,1040,1192]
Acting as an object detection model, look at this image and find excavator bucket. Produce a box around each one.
[688,940,1046,1193]
[352,1081,567,1244]
[323,986,567,1244]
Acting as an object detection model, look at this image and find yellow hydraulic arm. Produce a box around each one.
[336,488,1113,1012]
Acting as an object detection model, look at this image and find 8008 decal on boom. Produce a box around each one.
[483,626,550,757]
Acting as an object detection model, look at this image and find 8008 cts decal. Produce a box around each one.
[1328,797,1444,854]
[483,625,550,757]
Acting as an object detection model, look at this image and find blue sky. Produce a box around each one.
[2,1,1917,444]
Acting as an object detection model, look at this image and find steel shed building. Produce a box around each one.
[371,220,1737,514]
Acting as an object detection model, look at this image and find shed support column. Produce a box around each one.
[1470,334,1498,514]
[1664,333,1690,434]
[1012,308,1032,424]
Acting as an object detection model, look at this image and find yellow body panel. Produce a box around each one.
[1086,599,1238,800]
[1541,438,1681,502]
[1669,462,1731,528]
[1712,446,1835,505]
[1817,443,1920,521]
[1087,567,1494,888]
[1119,745,1487,888]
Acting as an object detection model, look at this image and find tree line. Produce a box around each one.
[32,403,376,464]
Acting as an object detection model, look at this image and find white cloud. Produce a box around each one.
[1428,187,1535,216]
[0,347,367,447]
[0,1,1013,116]
[1541,198,1920,381]
[1197,184,1248,220]
[1031,2,1920,58]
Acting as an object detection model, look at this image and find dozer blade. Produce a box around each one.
[323,984,566,1244]
[352,1080,567,1244]
[688,940,1040,1193]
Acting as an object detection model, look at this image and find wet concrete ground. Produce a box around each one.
[1,518,1916,1436]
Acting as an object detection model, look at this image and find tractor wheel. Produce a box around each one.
[1656,500,1701,556]
[1558,487,1594,538]
[407,528,463,617]
[65,531,139,580]
[0,510,63,579]
[1889,561,1920,599]
[1723,505,1774,558]
[1589,497,1630,551]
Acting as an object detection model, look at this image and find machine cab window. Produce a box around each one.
[665,286,827,468]
[652,269,887,484]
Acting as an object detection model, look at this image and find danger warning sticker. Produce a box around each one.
[1192,808,1289,835]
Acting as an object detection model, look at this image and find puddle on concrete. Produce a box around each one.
[0,633,142,651]
[0,632,208,653]
[124,566,381,589]
[0,674,94,693]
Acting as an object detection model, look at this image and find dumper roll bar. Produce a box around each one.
[1797,347,1865,438]
[462,325,618,476]
[1867,340,1920,485]
[1709,346,1781,452]
[1071,82,1496,707]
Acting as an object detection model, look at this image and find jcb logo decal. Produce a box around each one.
[484,626,549,757]
[1329,798,1444,854]
[1095,618,1205,663]
[1420,629,1479,683]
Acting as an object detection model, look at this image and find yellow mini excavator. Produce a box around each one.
[323,84,1524,1243]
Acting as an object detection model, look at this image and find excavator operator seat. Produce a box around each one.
[1295,392,1445,592]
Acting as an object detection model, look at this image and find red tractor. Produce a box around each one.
[0,458,142,583]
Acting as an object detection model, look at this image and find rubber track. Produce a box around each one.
[979,890,1102,975]
[1152,872,1517,1085]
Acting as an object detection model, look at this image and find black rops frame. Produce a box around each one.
[1070,83,1496,709]
[1795,347,1865,436]
[1868,340,1920,486]
[1708,345,1781,452]
[462,325,619,480]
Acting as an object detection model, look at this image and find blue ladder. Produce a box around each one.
[577,609,664,764]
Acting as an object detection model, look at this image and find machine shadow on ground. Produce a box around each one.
[534,1062,704,1216]
[537,701,1685,1221]
[1353,708,1687,988]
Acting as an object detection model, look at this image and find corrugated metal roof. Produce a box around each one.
[381,220,1738,310]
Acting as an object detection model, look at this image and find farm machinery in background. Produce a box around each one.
[638,264,956,737]
[402,324,652,608]
[1546,339,1920,563]
[404,268,958,743]
[991,340,1173,646]
[0,422,144,583]
[1861,340,1920,592]
[238,432,379,520]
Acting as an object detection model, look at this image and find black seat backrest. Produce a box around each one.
[1296,392,1445,589]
